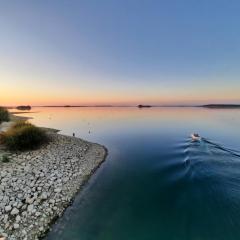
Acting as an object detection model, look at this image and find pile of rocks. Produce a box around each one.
[0,134,106,240]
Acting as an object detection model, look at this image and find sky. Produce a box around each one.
[1,0,240,106]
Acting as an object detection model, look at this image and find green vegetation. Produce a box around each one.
[0,107,9,123]
[1,154,10,163]
[0,121,48,150]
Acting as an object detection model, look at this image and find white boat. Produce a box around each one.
[191,133,201,141]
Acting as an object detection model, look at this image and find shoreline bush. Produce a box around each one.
[0,107,9,123]
[2,154,10,163]
[12,120,33,129]
[0,121,48,150]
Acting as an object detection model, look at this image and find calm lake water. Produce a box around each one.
[19,107,240,240]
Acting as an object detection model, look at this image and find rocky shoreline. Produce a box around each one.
[0,132,107,240]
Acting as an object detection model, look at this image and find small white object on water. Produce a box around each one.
[191,133,201,141]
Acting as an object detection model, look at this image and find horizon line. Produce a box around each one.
[4,103,240,108]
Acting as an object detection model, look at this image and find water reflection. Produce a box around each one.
[17,107,240,240]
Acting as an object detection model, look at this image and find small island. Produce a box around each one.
[16,106,31,111]
[137,104,152,108]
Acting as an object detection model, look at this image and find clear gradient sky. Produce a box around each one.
[1,0,240,106]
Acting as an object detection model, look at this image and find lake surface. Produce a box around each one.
[19,107,240,240]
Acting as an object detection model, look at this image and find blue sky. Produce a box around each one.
[1,0,240,105]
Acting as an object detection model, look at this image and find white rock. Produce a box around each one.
[40,173,45,177]
[54,188,62,193]
[40,192,48,200]
[13,223,19,229]
[3,215,8,224]
[35,211,41,217]
[49,199,55,204]
[17,193,23,199]
[27,204,34,212]
[10,208,19,215]
[16,215,21,222]
[1,171,7,177]
[26,196,34,204]
[5,205,12,212]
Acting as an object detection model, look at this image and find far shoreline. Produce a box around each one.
[6,104,240,109]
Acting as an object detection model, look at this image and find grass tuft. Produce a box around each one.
[2,154,10,163]
[12,120,33,129]
[0,107,9,123]
[0,121,48,151]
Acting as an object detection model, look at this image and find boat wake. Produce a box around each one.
[202,138,240,158]
[150,134,240,239]
[184,136,240,167]
[178,136,240,201]
[158,136,240,185]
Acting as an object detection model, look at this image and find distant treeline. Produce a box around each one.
[16,104,240,109]
[202,104,240,109]
[0,107,9,123]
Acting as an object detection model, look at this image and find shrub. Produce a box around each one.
[0,121,48,150]
[12,120,33,129]
[0,107,9,123]
[2,154,10,163]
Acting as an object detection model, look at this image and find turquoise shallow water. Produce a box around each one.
[19,107,240,240]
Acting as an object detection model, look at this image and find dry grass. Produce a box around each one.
[0,107,9,123]
[0,121,48,151]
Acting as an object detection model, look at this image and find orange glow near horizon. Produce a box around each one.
[1,72,240,106]
[1,87,240,106]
